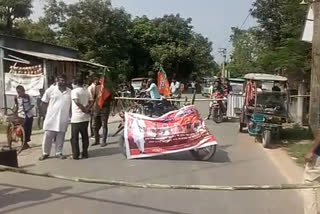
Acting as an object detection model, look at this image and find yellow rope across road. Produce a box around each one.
[0,165,319,191]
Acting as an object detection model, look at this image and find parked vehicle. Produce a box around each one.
[201,77,216,97]
[239,73,289,148]
[131,78,148,95]
[226,78,245,119]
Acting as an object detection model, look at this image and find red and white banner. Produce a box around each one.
[124,105,217,159]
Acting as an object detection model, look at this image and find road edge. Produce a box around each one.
[264,146,305,199]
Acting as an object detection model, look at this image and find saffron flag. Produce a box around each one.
[157,67,171,97]
[98,77,111,109]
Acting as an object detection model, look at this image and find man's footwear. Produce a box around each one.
[81,152,89,159]
[100,143,107,147]
[57,154,66,160]
[206,116,210,120]
[22,143,30,150]
[39,154,49,161]
[72,156,79,160]
[91,142,99,146]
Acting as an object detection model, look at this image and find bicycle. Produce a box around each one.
[1,108,26,154]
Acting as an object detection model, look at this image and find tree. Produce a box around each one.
[129,14,218,80]
[44,0,133,77]
[16,18,57,43]
[229,0,311,78]
[0,0,32,33]
[37,0,218,82]
[228,27,265,77]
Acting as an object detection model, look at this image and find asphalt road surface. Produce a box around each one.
[0,94,303,214]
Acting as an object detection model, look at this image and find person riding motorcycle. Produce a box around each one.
[206,80,225,120]
[143,79,161,116]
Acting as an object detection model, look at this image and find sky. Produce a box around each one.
[32,0,257,63]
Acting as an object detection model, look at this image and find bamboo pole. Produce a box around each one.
[1,165,319,191]
[114,97,227,102]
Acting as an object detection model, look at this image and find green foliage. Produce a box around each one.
[15,18,57,43]
[229,0,311,79]
[130,14,218,79]
[0,0,32,33]
[0,0,218,82]
[227,27,265,77]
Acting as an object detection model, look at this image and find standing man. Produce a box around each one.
[39,74,71,161]
[87,75,99,138]
[170,78,181,99]
[14,85,35,149]
[191,81,196,94]
[70,77,93,160]
[304,131,320,214]
[92,83,112,147]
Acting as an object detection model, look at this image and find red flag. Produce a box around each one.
[158,69,171,97]
[98,77,111,109]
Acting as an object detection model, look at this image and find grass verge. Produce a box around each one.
[280,124,314,166]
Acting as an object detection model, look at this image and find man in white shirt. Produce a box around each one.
[70,77,93,160]
[170,78,181,99]
[39,74,71,161]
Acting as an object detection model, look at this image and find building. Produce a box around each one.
[0,34,105,110]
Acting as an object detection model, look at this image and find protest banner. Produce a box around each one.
[124,105,217,159]
[5,73,44,96]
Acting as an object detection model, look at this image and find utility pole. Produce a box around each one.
[218,48,227,78]
[309,1,320,135]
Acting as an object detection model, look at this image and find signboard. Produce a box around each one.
[5,73,44,97]
[124,105,217,159]
[302,5,314,43]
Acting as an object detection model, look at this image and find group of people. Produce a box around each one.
[14,74,112,161]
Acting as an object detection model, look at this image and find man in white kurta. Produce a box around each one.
[39,75,71,160]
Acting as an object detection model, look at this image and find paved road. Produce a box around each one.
[0,95,303,214]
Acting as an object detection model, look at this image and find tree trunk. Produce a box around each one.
[309,2,320,136]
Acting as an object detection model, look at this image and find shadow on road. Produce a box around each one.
[0,183,191,214]
[0,185,72,210]
[211,147,231,163]
[89,146,120,158]
[143,144,231,163]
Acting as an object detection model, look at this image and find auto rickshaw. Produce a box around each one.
[131,78,148,95]
[201,77,216,97]
[239,73,289,148]
[226,78,245,118]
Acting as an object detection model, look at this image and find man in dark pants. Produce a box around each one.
[92,84,112,147]
[87,75,99,138]
[15,85,35,149]
[70,77,93,159]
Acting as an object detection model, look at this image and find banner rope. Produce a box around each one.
[0,165,319,191]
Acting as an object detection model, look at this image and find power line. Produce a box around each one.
[239,8,254,30]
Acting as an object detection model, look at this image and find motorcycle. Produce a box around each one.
[211,92,225,123]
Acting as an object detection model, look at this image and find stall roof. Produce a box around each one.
[229,78,245,82]
[1,46,107,68]
[244,73,288,81]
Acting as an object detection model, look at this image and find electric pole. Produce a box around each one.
[218,48,227,78]
[310,1,320,135]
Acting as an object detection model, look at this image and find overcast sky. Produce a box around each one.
[32,0,257,63]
